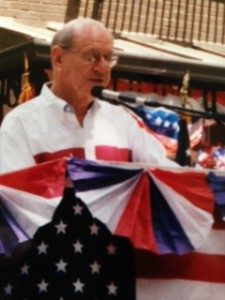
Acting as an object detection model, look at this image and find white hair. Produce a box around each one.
[51,18,113,48]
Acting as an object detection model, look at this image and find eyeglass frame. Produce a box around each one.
[60,46,118,68]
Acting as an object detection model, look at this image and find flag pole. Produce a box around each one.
[18,52,34,104]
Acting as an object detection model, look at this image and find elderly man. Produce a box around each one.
[0,18,177,173]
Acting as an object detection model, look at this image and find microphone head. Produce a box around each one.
[91,86,104,98]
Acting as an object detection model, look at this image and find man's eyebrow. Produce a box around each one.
[81,45,113,53]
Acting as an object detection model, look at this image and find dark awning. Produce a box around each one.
[0,27,36,74]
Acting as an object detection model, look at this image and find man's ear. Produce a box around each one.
[51,45,64,70]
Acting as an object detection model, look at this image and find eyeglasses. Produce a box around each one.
[61,47,118,68]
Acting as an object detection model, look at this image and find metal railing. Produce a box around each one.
[71,0,225,44]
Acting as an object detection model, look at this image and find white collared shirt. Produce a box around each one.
[0,84,177,173]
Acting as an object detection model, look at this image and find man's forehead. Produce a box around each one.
[73,39,114,53]
[74,25,113,43]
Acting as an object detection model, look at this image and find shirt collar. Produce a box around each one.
[40,83,100,123]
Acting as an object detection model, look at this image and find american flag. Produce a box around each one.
[125,105,204,160]
[0,183,135,299]
[128,106,179,141]
[125,105,179,157]
[195,147,225,170]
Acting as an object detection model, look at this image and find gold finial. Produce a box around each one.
[20,52,29,88]
[24,52,29,72]
[18,52,34,104]
[180,71,190,108]
[179,71,193,126]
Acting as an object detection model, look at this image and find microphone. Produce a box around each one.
[91,86,225,121]
[91,86,146,104]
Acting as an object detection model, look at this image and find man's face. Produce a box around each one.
[59,27,115,103]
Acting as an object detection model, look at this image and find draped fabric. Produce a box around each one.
[67,158,214,255]
[0,158,217,255]
[0,158,225,300]
[0,158,66,254]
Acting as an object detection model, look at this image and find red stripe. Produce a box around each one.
[0,159,66,197]
[135,249,225,283]
[34,148,85,164]
[150,169,215,214]
[95,146,132,162]
[135,200,225,283]
[34,146,132,163]
[115,173,157,252]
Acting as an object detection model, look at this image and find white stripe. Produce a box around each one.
[150,172,213,249]
[197,228,225,255]
[136,278,225,300]
[76,174,141,232]
[0,185,61,237]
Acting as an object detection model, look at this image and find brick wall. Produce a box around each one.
[0,0,224,44]
[0,0,68,26]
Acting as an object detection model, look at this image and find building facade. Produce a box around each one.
[0,0,224,45]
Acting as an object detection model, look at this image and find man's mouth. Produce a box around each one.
[90,79,104,84]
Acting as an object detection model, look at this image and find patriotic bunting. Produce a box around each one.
[0,158,225,300]
[0,158,66,253]
[67,158,215,255]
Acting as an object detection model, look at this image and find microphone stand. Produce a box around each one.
[139,100,225,122]
[98,71,225,122]
[106,96,225,122]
